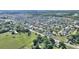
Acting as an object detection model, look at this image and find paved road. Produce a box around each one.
[29,29,44,36]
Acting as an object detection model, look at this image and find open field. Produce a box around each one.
[0,32,37,49]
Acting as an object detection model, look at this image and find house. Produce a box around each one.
[74,21,79,28]
[58,29,68,36]
[10,30,18,34]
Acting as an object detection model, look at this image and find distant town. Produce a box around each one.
[0,10,79,49]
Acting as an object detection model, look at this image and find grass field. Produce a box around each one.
[0,32,37,49]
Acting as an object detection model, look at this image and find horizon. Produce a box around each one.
[0,10,79,14]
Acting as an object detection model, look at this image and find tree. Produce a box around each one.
[35,44,41,49]
[59,42,66,49]
[43,37,54,49]
[50,38,55,45]
[36,34,43,43]
[28,30,31,36]
[32,35,43,49]
[33,39,38,46]
[46,44,53,49]
[32,35,56,49]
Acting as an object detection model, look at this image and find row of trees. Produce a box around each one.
[0,21,32,36]
[32,35,67,49]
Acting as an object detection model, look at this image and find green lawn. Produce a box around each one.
[57,35,67,42]
[0,32,37,49]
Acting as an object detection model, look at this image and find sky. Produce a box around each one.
[0,0,79,10]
